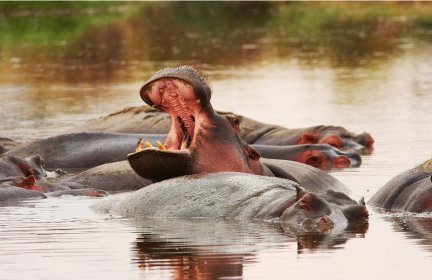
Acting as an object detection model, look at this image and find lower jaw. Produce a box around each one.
[127,148,194,182]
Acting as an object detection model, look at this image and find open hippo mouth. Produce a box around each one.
[128,66,212,181]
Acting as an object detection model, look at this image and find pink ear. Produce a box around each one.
[295,185,307,201]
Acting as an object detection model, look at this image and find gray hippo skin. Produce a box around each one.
[93,172,368,233]
[58,160,152,192]
[7,132,166,169]
[369,158,432,213]
[0,185,47,205]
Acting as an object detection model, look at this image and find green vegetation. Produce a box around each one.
[1,2,432,68]
[0,2,145,48]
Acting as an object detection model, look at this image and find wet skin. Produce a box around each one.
[93,172,368,233]
[369,158,432,213]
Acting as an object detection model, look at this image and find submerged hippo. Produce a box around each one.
[93,172,368,233]
[369,158,432,213]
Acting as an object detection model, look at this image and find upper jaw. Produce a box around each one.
[139,66,212,153]
[140,65,211,109]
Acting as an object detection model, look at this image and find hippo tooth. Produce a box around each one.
[156,140,166,150]
[181,139,188,150]
[135,138,144,152]
[195,98,200,103]
[145,141,153,148]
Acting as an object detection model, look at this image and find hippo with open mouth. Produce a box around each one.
[129,66,272,181]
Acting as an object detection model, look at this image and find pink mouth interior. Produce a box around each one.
[143,78,201,150]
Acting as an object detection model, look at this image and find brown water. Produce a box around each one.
[1,2,432,280]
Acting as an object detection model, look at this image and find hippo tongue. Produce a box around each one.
[127,149,194,182]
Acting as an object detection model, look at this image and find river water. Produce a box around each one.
[1,2,432,280]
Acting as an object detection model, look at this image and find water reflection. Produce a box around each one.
[386,216,432,252]
[129,218,367,279]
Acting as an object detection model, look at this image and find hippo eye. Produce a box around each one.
[228,117,240,130]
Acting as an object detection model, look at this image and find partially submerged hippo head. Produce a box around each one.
[129,66,268,181]
[280,186,369,233]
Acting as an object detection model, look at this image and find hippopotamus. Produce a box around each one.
[0,153,109,205]
[93,172,368,233]
[369,158,432,213]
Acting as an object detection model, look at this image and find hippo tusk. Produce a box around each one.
[156,140,166,150]
[145,141,153,148]
[135,138,144,152]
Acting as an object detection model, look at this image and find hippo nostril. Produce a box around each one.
[333,156,351,168]
[296,150,328,169]
[360,132,375,147]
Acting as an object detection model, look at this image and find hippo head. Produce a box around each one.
[280,186,369,233]
[7,154,46,180]
[128,66,267,181]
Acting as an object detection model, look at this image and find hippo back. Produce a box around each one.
[261,158,349,194]
[369,159,432,212]
[94,172,299,220]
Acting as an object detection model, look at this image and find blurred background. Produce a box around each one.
[1,1,431,140]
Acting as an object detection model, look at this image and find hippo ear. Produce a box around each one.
[358,197,365,205]
[295,185,307,201]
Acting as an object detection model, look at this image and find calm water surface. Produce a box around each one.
[1,3,432,279]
